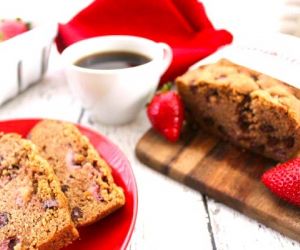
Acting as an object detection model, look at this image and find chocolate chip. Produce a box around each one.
[241,94,251,105]
[81,148,88,157]
[217,125,226,135]
[0,212,9,228]
[217,125,229,141]
[203,116,214,126]
[250,74,259,81]
[238,112,252,131]
[96,192,104,202]
[283,136,295,148]
[48,156,54,161]
[102,176,108,183]
[218,125,224,133]
[189,84,199,95]
[238,118,251,131]
[189,122,199,131]
[238,95,251,112]
[11,164,19,170]
[259,124,275,133]
[8,238,19,250]
[71,207,83,222]
[43,199,58,210]
[73,153,85,166]
[35,171,43,177]
[83,144,89,150]
[61,185,69,193]
[92,160,98,167]
[251,144,265,153]
[0,171,16,185]
[267,136,280,146]
[237,95,253,131]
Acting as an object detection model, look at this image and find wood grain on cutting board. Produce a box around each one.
[136,128,300,242]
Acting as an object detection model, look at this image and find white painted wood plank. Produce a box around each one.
[207,198,300,250]
[80,112,214,250]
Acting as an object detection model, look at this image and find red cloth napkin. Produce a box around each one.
[56,0,233,82]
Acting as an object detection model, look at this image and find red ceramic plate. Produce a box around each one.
[0,119,138,250]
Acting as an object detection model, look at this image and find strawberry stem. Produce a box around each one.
[26,22,32,30]
[160,82,173,93]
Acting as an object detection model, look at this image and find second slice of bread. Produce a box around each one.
[29,120,125,227]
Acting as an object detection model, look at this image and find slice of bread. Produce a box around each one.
[0,133,78,249]
[29,120,125,227]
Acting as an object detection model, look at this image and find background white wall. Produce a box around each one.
[0,0,289,35]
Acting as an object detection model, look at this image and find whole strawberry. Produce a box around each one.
[262,158,300,206]
[147,83,184,142]
[0,18,30,42]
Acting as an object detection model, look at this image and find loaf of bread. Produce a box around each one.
[0,133,78,249]
[176,59,300,162]
[29,120,125,227]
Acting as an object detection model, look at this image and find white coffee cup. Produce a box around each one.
[61,35,172,125]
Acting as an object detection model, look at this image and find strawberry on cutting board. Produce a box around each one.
[147,83,184,142]
[262,158,300,207]
[0,18,30,42]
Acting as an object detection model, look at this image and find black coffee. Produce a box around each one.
[75,51,151,70]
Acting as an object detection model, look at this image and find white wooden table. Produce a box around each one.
[1,0,300,249]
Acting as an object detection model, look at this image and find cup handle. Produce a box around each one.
[158,42,173,75]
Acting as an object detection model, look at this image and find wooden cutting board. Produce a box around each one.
[135,128,300,242]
